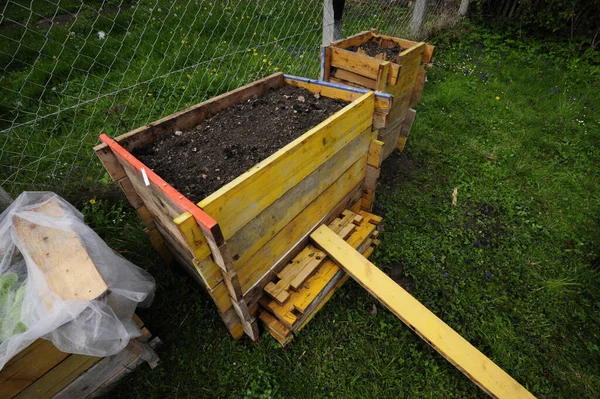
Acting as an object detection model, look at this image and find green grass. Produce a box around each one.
[74,24,600,399]
[0,0,408,195]
[2,2,600,397]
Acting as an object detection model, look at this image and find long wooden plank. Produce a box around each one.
[311,225,537,399]
[12,200,108,303]
[227,127,373,271]
[199,91,374,241]
[236,155,368,293]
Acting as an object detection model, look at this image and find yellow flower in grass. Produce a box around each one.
[89,199,96,205]
[495,96,500,100]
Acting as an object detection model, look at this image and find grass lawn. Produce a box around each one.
[79,24,600,399]
[2,1,599,397]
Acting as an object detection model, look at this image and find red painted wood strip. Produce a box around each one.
[99,134,218,231]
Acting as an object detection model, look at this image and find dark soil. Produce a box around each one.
[347,39,404,61]
[385,262,415,293]
[133,86,347,201]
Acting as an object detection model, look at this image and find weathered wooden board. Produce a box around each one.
[329,47,400,85]
[227,127,374,273]
[12,200,108,303]
[237,154,369,294]
[311,226,536,399]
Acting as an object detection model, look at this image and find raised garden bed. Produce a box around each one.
[94,73,390,340]
[320,29,435,158]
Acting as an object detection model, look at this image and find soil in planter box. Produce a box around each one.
[133,86,347,201]
[347,39,403,60]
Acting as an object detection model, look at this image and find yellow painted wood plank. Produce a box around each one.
[198,92,374,241]
[173,212,212,262]
[265,211,379,328]
[236,155,368,293]
[226,127,375,271]
[311,225,536,399]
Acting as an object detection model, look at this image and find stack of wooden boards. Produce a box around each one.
[1,199,160,399]
[258,209,381,345]
[0,315,159,399]
[320,29,435,158]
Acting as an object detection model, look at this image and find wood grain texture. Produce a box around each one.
[311,226,536,399]
[236,155,368,294]
[226,127,374,273]
[12,200,108,303]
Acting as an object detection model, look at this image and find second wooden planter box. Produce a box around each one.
[94,73,390,340]
[320,29,435,158]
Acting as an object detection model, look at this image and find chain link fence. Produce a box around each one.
[0,0,459,198]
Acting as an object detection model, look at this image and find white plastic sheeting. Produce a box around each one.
[0,192,155,370]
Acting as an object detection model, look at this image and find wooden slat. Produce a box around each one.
[14,354,100,399]
[392,43,426,95]
[264,211,358,304]
[236,155,368,293]
[376,61,390,92]
[332,68,377,90]
[286,75,367,102]
[12,200,108,303]
[227,127,374,273]
[264,211,379,329]
[53,335,160,399]
[173,212,212,264]
[330,30,374,48]
[242,185,363,311]
[199,91,374,241]
[375,33,435,62]
[329,48,400,85]
[259,311,293,346]
[367,139,384,168]
[311,225,536,399]
[0,341,69,398]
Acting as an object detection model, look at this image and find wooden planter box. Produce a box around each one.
[320,29,434,158]
[0,315,159,399]
[94,73,389,341]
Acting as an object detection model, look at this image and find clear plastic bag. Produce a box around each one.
[0,192,155,370]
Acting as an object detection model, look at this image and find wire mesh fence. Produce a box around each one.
[0,0,459,198]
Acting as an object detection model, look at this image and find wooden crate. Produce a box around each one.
[320,29,434,159]
[94,73,389,341]
[0,315,159,399]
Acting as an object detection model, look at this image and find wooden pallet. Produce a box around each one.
[0,315,160,399]
[258,209,381,345]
